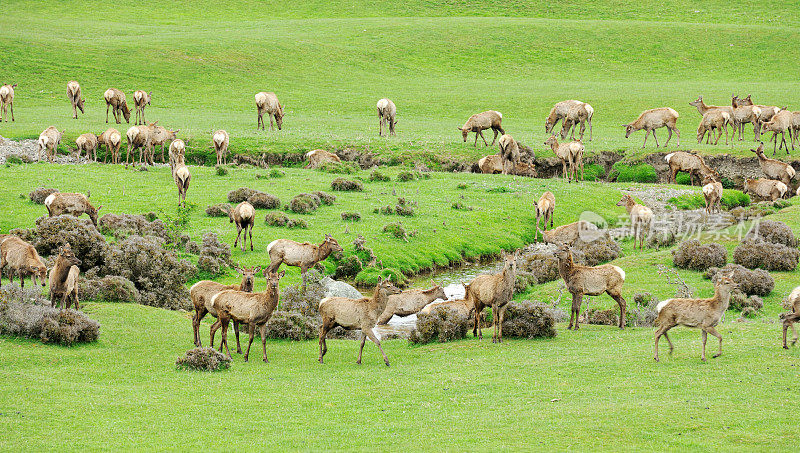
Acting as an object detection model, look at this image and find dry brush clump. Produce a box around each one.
[745,219,797,247]
[733,239,799,271]
[729,291,763,313]
[341,211,361,222]
[102,235,196,310]
[672,240,727,271]
[0,296,100,346]
[631,292,660,327]
[263,311,319,341]
[176,347,232,371]
[330,178,363,192]
[409,306,470,344]
[196,233,232,275]
[0,285,50,305]
[280,269,326,316]
[574,236,621,266]
[369,170,390,182]
[247,192,281,209]
[265,212,289,226]
[78,276,140,303]
[334,255,363,280]
[705,263,774,296]
[98,213,171,242]
[289,193,321,214]
[29,187,58,204]
[227,187,260,203]
[313,191,336,206]
[205,203,231,217]
[14,215,108,271]
[500,301,557,339]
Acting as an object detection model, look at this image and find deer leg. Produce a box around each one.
[642,129,650,148]
[259,323,268,363]
[220,318,232,357]
[700,329,708,361]
[193,307,207,347]
[706,326,723,358]
[491,128,499,146]
[782,318,792,349]
[654,325,667,361]
[479,130,489,147]
[491,303,498,343]
[364,328,390,366]
[106,104,110,123]
[234,225,243,250]
[498,304,507,344]
[243,323,256,362]
[228,319,240,353]
[665,127,673,147]
[475,306,483,340]
[472,306,479,338]
[652,129,660,148]
[249,224,254,251]
[611,293,626,329]
[357,332,367,365]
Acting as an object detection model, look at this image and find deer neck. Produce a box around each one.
[315,242,330,262]
[694,101,709,115]
[258,287,280,313]
[624,199,635,214]
[557,255,574,279]
[53,257,71,282]
[371,288,391,315]
[714,285,733,313]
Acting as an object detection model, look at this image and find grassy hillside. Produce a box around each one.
[1,1,799,162]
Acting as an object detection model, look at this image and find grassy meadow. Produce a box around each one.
[2,1,800,451]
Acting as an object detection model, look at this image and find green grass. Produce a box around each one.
[668,190,752,210]
[1,1,799,164]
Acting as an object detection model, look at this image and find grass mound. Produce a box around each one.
[672,240,727,271]
[205,203,231,217]
[745,219,797,247]
[330,178,363,192]
[176,347,232,371]
[289,193,322,214]
[0,296,100,346]
[733,239,799,272]
[78,276,140,303]
[705,263,774,296]
[28,187,58,204]
[409,306,470,344]
[247,192,281,209]
[500,301,557,339]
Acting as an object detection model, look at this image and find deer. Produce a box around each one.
[304,149,341,169]
[210,270,285,362]
[468,251,517,343]
[0,83,16,122]
[560,102,594,141]
[419,283,475,318]
[190,266,260,348]
[97,128,122,164]
[731,94,761,141]
[66,81,84,119]
[38,126,63,163]
[751,142,796,190]
[654,274,737,361]
[545,100,584,135]
[44,192,102,226]
[377,98,397,136]
[617,194,653,249]
[229,202,255,252]
[696,110,731,145]
[255,91,284,131]
[622,108,680,148]
[104,88,130,124]
[266,234,343,275]
[553,244,627,330]
[75,133,99,161]
[544,135,584,182]
[761,109,794,155]
[458,110,504,147]
[689,95,733,118]
[743,178,787,202]
[781,286,800,349]
[318,276,402,366]
[377,283,447,325]
[498,134,520,175]
[534,191,555,242]
[48,244,82,310]
[538,220,600,246]
[730,95,780,140]
[133,90,151,125]
[664,151,718,185]
[0,236,48,288]
[702,175,723,214]
[169,140,191,207]
[212,130,230,166]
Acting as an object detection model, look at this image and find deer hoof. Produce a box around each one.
[385,361,390,367]
[243,358,249,363]
[654,356,659,362]
[318,358,324,364]
[712,353,721,359]
[263,358,269,363]
[356,360,362,365]
[783,345,789,350]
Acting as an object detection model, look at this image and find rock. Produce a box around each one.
[321,277,363,299]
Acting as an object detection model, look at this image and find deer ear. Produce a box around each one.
[253,266,262,273]
[278,270,285,279]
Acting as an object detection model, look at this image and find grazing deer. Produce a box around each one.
[318,277,402,366]
[133,90,151,125]
[0,236,48,288]
[377,98,397,136]
[255,91,284,131]
[266,235,343,275]
[781,286,800,349]
[554,244,627,330]
[664,151,718,185]
[654,274,736,361]
[0,83,16,122]
[751,142,796,190]
[458,111,504,147]
[67,81,84,119]
[544,135,584,182]
[48,244,82,309]
[623,108,680,148]
[702,175,723,214]
[535,191,555,241]
[212,130,230,166]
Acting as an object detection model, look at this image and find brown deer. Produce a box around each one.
[544,135,584,182]
[75,133,99,161]
[0,83,16,122]
[48,244,82,309]
[743,178,787,202]
[67,81,84,119]
[44,192,102,226]
[190,266,260,348]
[617,194,653,249]
[560,102,594,141]
[545,100,584,135]
[751,142,796,190]
[498,134,520,175]
[227,202,255,252]
[731,95,780,140]
[761,109,793,155]
[104,88,130,124]
[534,191,556,242]
[266,235,343,275]
[210,270,285,362]
[318,277,402,366]
[554,244,627,330]
[702,175,723,214]
[623,108,680,148]
[377,283,447,325]
[696,110,731,145]
[304,149,341,169]
[781,286,800,349]
[654,274,736,361]
[419,284,475,318]
[468,251,517,343]
[731,95,760,141]
[169,140,191,207]
[38,126,63,163]
[133,90,151,125]
[97,128,122,164]
[538,220,600,246]
[255,91,284,131]
[458,110,504,147]
[377,98,397,136]
[664,151,718,185]
[212,130,230,166]
[0,236,48,288]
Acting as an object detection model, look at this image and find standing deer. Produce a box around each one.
[133,90,151,125]
[255,91,284,131]
[318,277,402,366]
[190,266,260,348]
[781,286,800,349]
[0,83,16,122]
[212,130,230,166]
[623,108,680,148]
[458,110,504,147]
[617,194,653,249]
[534,191,555,241]
[266,235,343,275]
[48,244,82,309]
[104,88,130,124]
[67,81,84,119]
[468,251,517,343]
[377,98,397,136]
[229,202,255,252]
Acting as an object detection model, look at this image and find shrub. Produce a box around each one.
[584,308,619,326]
[176,347,232,371]
[341,211,361,222]
[675,172,691,185]
[575,235,621,266]
[672,240,727,271]
[215,166,228,176]
[354,266,407,287]
[394,204,415,217]
[6,155,25,165]
[521,245,560,285]
[287,218,308,229]
[205,203,231,217]
[0,297,100,346]
[98,213,171,242]
[0,285,50,305]
[451,202,473,211]
[313,191,336,206]
[78,276,140,303]
[646,226,677,250]
[375,205,394,215]
[29,187,58,204]
[632,292,660,327]
[289,193,321,214]
[704,264,774,296]
[330,178,363,192]
[582,164,606,182]
[247,192,281,209]
[487,186,514,193]
[265,212,289,227]
[264,311,319,340]
[729,291,764,312]
[319,161,358,174]
[457,183,469,190]
[227,187,260,203]
[745,219,796,247]
[610,162,657,183]
[733,239,799,272]
[396,171,416,182]
[281,269,325,316]
[382,222,407,240]
[197,233,232,275]
[370,170,390,182]
[334,255,363,280]
[409,306,470,344]
[27,215,108,272]
[500,301,557,338]
[269,168,286,178]
[102,235,196,310]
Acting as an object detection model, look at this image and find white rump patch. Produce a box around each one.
[584,104,594,117]
[189,281,203,293]
[664,152,675,163]
[790,286,800,302]
[110,133,121,145]
[702,183,714,196]
[611,265,625,281]
[777,182,788,196]
[787,166,796,179]
[44,193,56,208]
[209,292,222,307]
[496,111,503,119]
[305,150,318,159]
[668,108,679,117]
[0,86,9,97]
[267,240,279,254]
[213,132,225,145]
[656,299,673,313]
